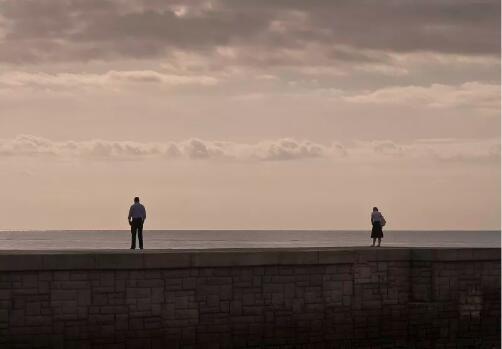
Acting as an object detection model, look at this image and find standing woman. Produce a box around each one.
[371,207,385,247]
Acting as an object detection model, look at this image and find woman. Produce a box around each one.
[371,207,385,247]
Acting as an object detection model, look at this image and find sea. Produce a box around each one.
[0,230,499,250]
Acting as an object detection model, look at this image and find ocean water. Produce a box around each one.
[0,230,499,250]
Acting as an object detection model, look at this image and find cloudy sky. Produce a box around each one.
[0,0,500,230]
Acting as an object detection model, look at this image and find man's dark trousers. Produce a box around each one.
[130,218,144,249]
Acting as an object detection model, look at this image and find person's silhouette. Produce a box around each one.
[370,206,385,247]
[128,196,146,249]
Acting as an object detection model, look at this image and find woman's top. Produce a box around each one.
[371,211,384,223]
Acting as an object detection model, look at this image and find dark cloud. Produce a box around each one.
[0,0,499,64]
[229,0,500,54]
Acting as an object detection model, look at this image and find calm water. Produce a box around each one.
[0,230,499,250]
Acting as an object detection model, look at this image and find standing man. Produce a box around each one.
[128,196,146,249]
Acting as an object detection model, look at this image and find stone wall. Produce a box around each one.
[0,247,499,348]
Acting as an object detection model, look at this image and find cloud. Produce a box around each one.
[371,141,404,156]
[0,1,498,99]
[0,135,58,157]
[0,135,498,165]
[181,138,227,159]
[0,0,498,64]
[78,140,163,159]
[343,82,501,111]
[0,135,332,161]
[414,138,501,163]
[0,70,218,89]
[350,138,501,164]
[0,135,163,159]
[253,139,327,161]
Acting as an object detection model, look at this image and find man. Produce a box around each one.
[128,197,146,249]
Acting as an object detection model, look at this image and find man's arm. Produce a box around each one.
[142,206,146,222]
[128,206,132,221]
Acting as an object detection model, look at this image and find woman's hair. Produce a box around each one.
[372,207,378,212]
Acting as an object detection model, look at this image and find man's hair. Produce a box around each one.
[373,207,378,212]
[134,197,140,202]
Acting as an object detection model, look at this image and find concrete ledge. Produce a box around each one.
[0,247,499,271]
[412,248,500,261]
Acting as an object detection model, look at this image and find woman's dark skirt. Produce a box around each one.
[371,221,383,238]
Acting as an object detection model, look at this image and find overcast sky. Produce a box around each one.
[0,0,500,230]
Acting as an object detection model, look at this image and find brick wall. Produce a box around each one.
[0,248,500,348]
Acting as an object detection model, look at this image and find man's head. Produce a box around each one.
[373,207,378,212]
[134,197,140,203]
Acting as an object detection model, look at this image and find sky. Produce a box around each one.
[0,0,500,230]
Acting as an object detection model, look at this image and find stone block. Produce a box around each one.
[100,305,128,314]
[57,281,90,289]
[206,294,219,307]
[51,290,77,301]
[374,248,411,262]
[53,271,71,281]
[175,309,199,319]
[69,272,89,281]
[43,254,96,270]
[126,288,150,299]
[206,277,232,285]
[0,290,10,300]
[148,287,164,303]
[230,301,242,316]
[95,253,144,270]
[0,255,44,271]
[318,250,354,264]
[140,279,164,288]
[25,302,41,315]
[192,252,279,267]
[263,284,283,294]
[278,251,318,265]
[242,293,255,306]
[143,252,192,269]
[182,278,197,290]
